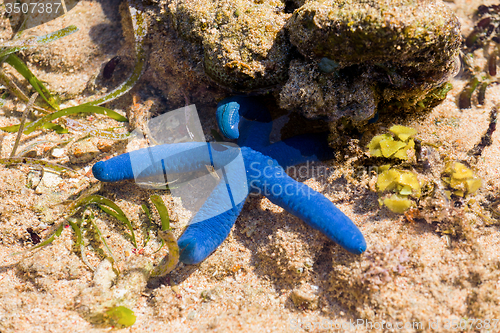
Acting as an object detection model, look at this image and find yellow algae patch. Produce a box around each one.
[380,139,407,158]
[467,178,482,193]
[442,162,482,197]
[389,125,417,142]
[367,126,417,159]
[367,134,392,157]
[377,169,400,192]
[393,139,415,159]
[376,168,420,214]
[383,194,414,214]
[377,168,420,196]
[445,162,473,179]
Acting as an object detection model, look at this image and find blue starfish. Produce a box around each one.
[92,96,366,264]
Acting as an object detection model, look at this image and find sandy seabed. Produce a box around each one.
[1,0,500,332]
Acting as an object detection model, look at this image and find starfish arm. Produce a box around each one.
[217,96,272,150]
[92,152,135,182]
[92,142,240,182]
[178,159,248,264]
[178,201,245,264]
[237,119,273,150]
[259,133,335,168]
[246,150,366,254]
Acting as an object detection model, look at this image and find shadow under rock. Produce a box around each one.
[87,0,124,55]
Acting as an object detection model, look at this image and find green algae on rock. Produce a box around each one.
[288,0,460,78]
[282,0,460,121]
[159,0,460,129]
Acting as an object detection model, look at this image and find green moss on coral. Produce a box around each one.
[289,0,460,74]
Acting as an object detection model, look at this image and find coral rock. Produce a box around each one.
[283,0,461,121]
[169,0,291,91]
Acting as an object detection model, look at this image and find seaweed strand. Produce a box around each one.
[468,106,498,156]
[10,92,38,157]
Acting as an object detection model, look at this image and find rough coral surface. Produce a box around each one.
[158,0,461,128]
[289,0,460,71]
[167,0,291,91]
[285,0,460,122]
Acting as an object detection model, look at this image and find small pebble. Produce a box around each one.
[52,148,65,158]
[97,140,113,152]
[27,170,41,189]
[103,56,121,80]
[69,138,100,164]
[35,171,62,194]
[290,285,319,310]
[187,311,196,320]
[304,258,314,267]
[318,57,339,73]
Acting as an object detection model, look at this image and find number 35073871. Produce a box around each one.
[5,2,64,14]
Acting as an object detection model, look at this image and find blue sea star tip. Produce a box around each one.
[92,153,134,182]
[92,96,367,264]
[216,95,272,140]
